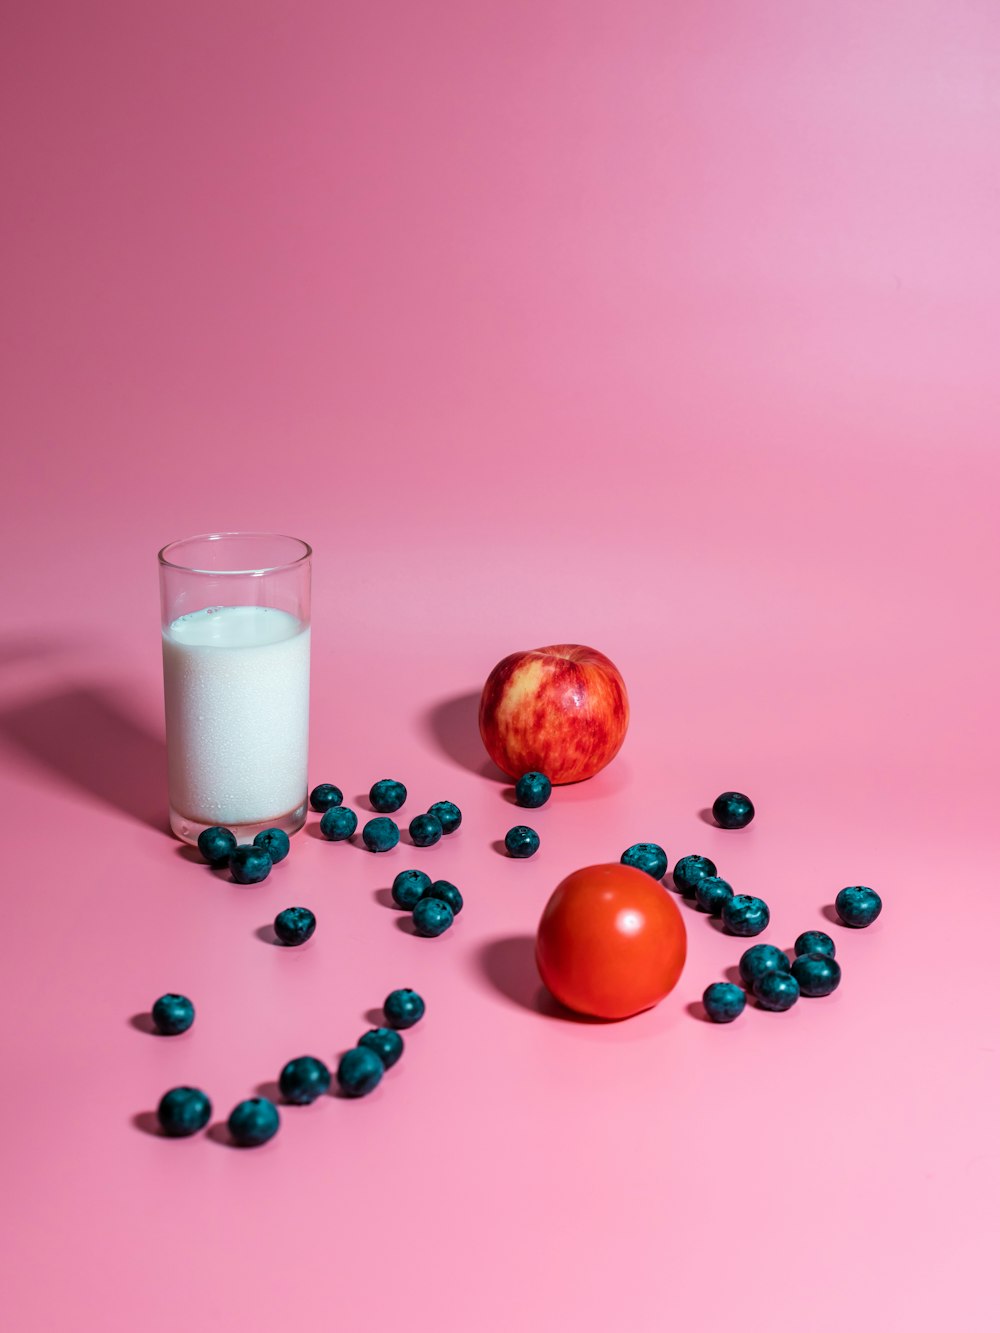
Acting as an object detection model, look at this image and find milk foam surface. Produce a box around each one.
[162,605,310,826]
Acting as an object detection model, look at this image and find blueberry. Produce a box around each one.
[835,885,882,928]
[672,854,717,897]
[310,783,343,812]
[320,805,358,841]
[712,791,755,829]
[362,816,400,853]
[427,800,462,834]
[412,896,454,937]
[694,875,734,916]
[794,930,836,959]
[621,842,668,881]
[792,952,842,997]
[392,868,431,909]
[423,879,463,915]
[384,988,425,1029]
[273,906,316,946]
[229,844,272,884]
[337,1046,384,1097]
[197,825,237,867]
[151,993,195,1036]
[157,1086,212,1137]
[358,1027,404,1069]
[228,1097,280,1146]
[370,779,407,813]
[253,827,290,863]
[505,825,540,858]
[279,1055,331,1104]
[409,813,443,848]
[738,944,790,988]
[515,772,552,809]
[721,894,770,937]
[754,971,800,1011]
[702,982,747,1023]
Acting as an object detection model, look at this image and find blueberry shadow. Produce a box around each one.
[254,1080,283,1102]
[206,1121,281,1148]
[821,905,840,924]
[176,844,231,880]
[395,916,420,935]
[686,1001,713,1023]
[129,1012,158,1035]
[421,692,506,781]
[132,1110,163,1136]
[723,965,743,986]
[492,840,509,856]
[698,808,716,825]
[254,924,279,945]
[374,888,399,909]
[306,822,329,841]
[476,936,607,1022]
[0,686,168,832]
[363,1007,384,1026]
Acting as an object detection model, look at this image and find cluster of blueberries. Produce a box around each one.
[312,780,462,851]
[390,868,464,937]
[196,824,318,944]
[315,770,553,861]
[152,987,426,1145]
[197,823,291,884]
[624,842,774,936]
[704,936,843,1021]
[673,834,883,1020]
[702,889,881,1022]
[615,789,883,1020]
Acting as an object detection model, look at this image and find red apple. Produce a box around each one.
[478,644,629,784]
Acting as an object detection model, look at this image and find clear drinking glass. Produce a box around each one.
[158,533,312,845]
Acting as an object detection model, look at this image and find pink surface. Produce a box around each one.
[2,2,998,1329]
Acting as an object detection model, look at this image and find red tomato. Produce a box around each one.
[535,863,687,1019]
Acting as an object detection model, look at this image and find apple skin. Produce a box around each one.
[478,645,629,784]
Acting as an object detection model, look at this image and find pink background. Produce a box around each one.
[2,2,998,1329]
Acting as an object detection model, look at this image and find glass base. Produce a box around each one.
[169,801,308,847]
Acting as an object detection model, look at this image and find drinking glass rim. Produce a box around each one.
[157,532,313,575]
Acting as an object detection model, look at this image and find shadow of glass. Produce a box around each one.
[0,636,70,671]
[0,686,167,832]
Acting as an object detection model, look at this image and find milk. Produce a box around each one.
[162,605,310,834]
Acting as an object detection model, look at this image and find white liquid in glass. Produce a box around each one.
[162,605,310,827]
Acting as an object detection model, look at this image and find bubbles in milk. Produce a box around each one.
[163,605,310,826]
